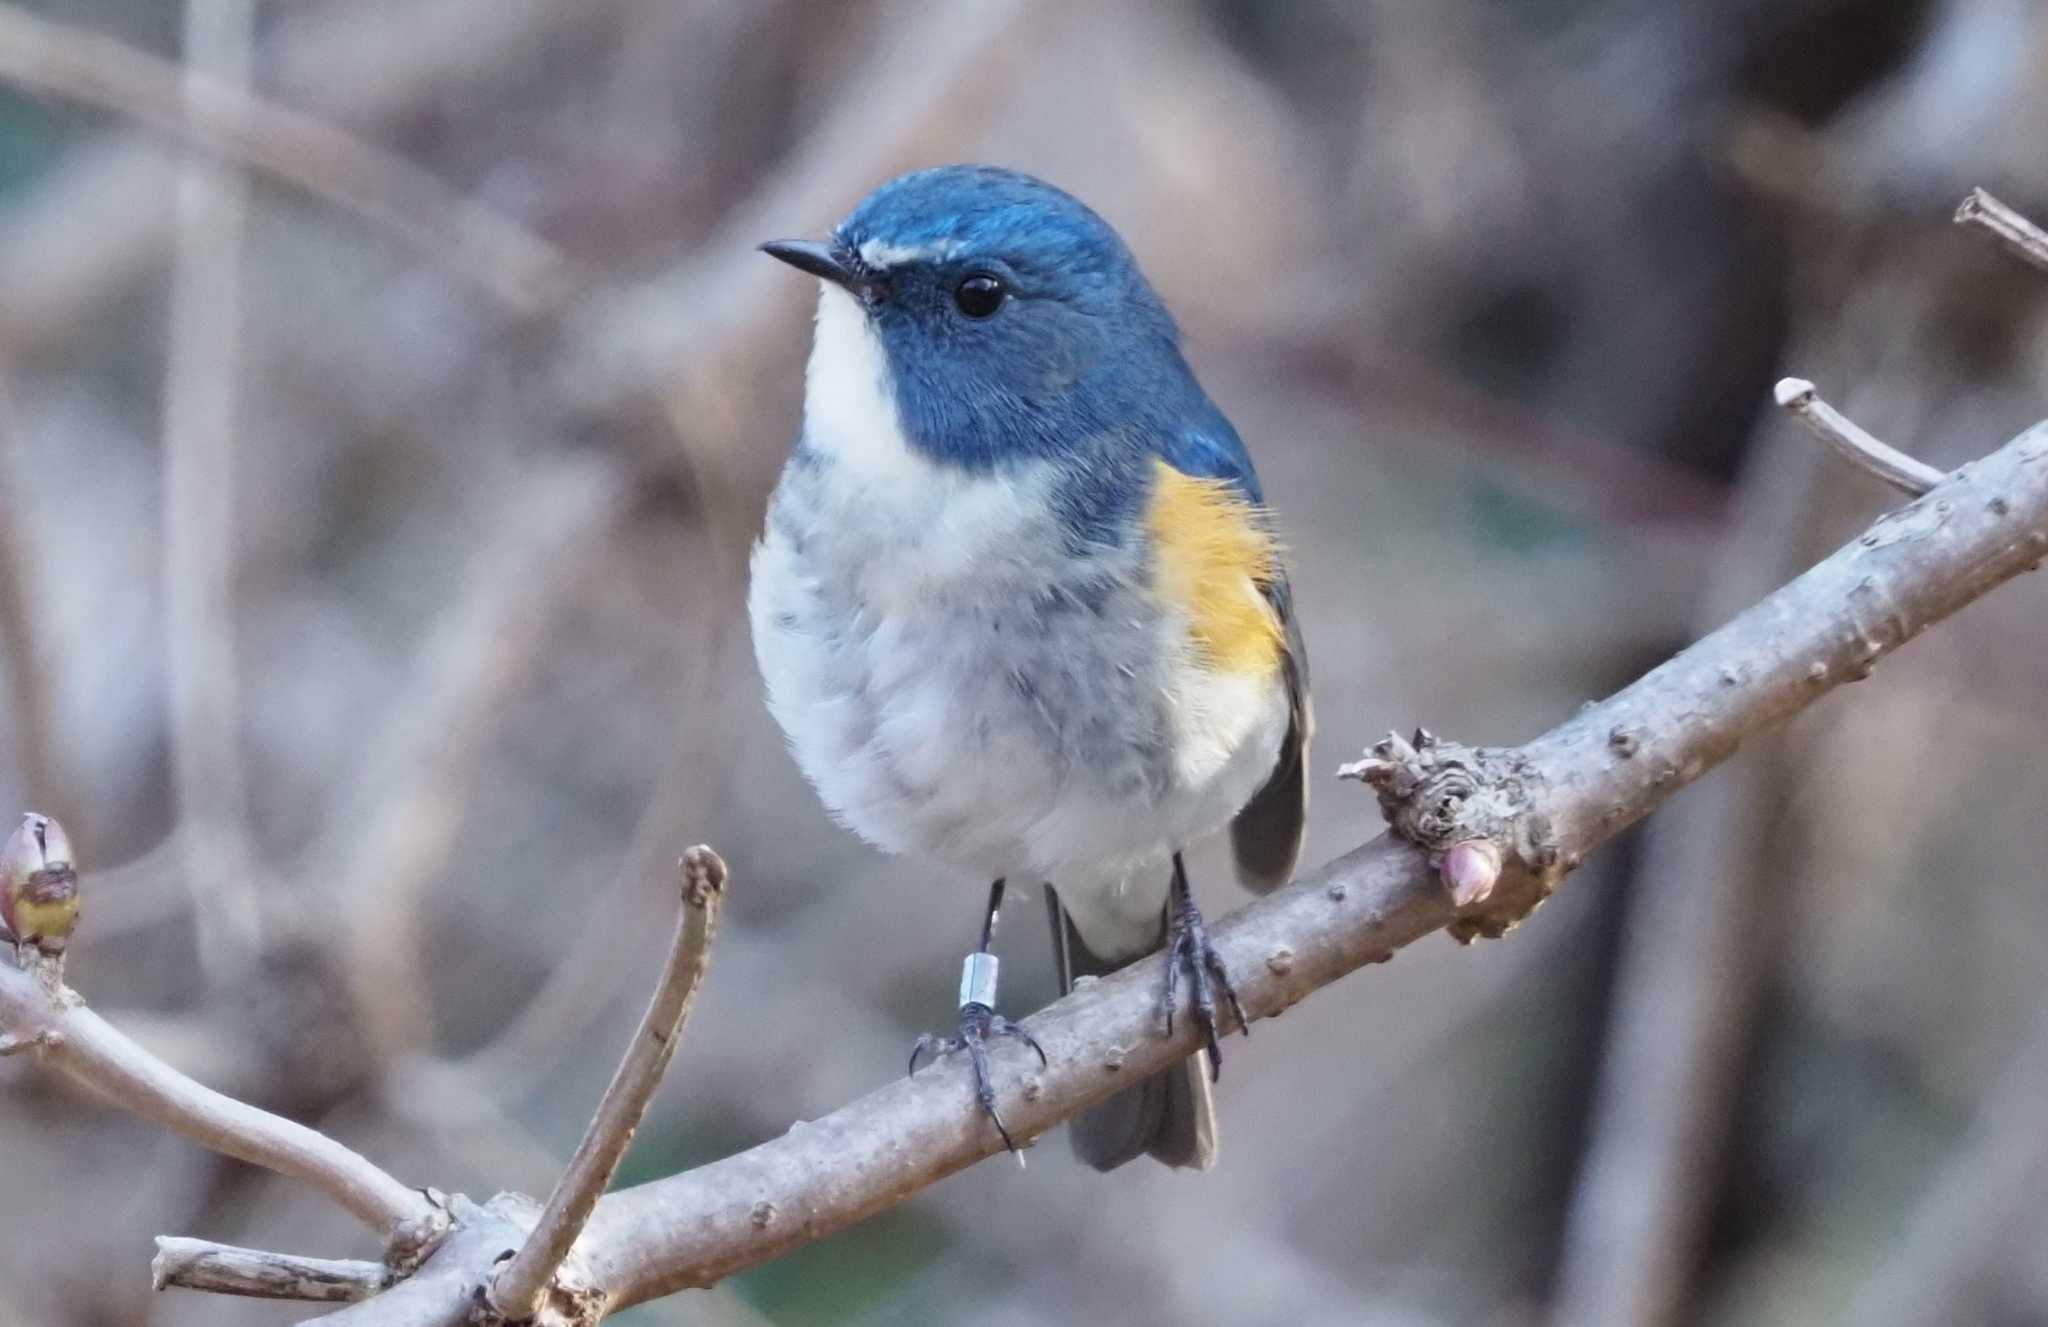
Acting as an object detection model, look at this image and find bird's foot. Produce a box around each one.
[1161,881,1247,1080]
[908,1000,1047,1155]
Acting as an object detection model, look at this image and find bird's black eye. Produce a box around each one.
[953,273,1006,319]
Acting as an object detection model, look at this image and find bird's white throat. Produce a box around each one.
[802,284,926,483]
[797,283,1052,595]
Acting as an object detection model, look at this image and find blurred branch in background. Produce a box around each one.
[0,2,578,318]
[1549,404,1828,1327]
[1848,1010,2048,1327]
[320,455,633,1062]
[161,0,264,972]
[0,364,68,825]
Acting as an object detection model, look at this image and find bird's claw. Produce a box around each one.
[1160,888,1246,1081]
[907,1002,1046,1155]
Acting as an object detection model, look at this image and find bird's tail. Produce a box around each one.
[1045,884,1216,1171]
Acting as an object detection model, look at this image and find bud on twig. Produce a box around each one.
[1440,839,1503,909]
[2,813,79,955]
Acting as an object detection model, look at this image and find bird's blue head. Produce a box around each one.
[761,165,1197,476]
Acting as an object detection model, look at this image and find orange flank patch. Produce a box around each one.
[1144,459,1284,676]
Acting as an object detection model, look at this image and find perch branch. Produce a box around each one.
[486,848,726,1322]
[0,954,438,1243]
[580,415,2048,1309]
[1774,378,1945,496]
[11,412,2046,1320]
[57,410,2048,1323]
[0,2,577,315]
[1956,187,2048,274]
[152,1237,389,1304]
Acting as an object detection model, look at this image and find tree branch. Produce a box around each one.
[16,411,2045,1323]
[152,1237,389,1304]
[583,415,2048,1310]
[1773,378,1945,496]
[1956,187,2048,274]
[0,953,439,1245]
[486,848,726,1322]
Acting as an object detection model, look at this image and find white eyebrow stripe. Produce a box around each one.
[855,237,963,268]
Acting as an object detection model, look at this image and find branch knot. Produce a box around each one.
[1340,729,1561,943]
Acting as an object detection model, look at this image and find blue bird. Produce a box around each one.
[750,165,1308,1170]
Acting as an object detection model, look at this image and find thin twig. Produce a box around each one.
[0,954,437,1241]
[0,2,577,316]
[161,0,265,972]
[1774,378,1946,496]
[152,1236,390,1303]
[487,847,727,1321]
[1956,187,2048,274]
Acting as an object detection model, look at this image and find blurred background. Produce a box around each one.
[1,1,2045,1324]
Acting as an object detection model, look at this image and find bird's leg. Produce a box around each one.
[907,878,1047,1156]
[1162,852,1247,1080]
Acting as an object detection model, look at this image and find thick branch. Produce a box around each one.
[302,1195,536,1327]
[0,956,437,1243]
[0,2,576,314]
[486,848,726,1321]
[152,1237,389,1303]
[572,418,2048,1308]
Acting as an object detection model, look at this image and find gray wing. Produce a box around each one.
[1229,573,1309,893]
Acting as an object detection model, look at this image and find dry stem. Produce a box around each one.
[486,848,727,1321]
[152,1237,389,1303]
[0,954,437,1242]
[1956,187,2048,274]
[1774,378,1946,496]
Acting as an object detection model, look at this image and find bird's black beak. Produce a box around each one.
[759,239,884,301]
